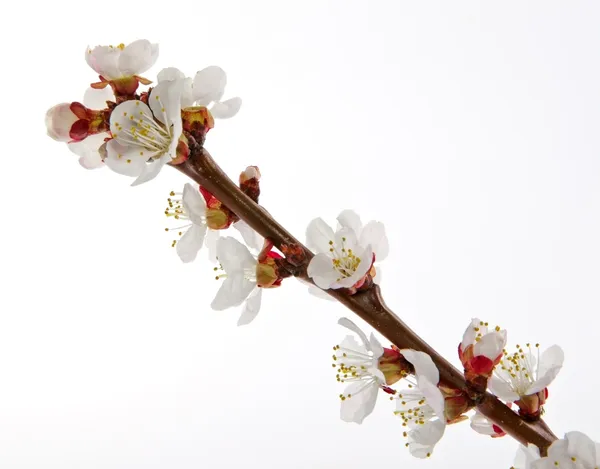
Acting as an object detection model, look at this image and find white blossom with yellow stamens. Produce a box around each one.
[489,343,564,403]
[104,79,183,186]
[164,183,210,263]
[306,210,387,290]
[394,349,446,459]
[333,318,385,424]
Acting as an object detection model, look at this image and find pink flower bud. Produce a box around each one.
[45,103,79,142]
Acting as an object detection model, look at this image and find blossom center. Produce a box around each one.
[328,238,362,281]
[394,379,436,427]
[164,190,202,247]
[112,101,173,159]
[494,343,541,395]
[332,343,379,400]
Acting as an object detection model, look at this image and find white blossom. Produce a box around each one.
[306,210,387,291]
[211,237,269,326]
[85,40,158,81]
[104,79,184,186]
[489,343,564,403]
[333,318,385,424]
[394,349,446,459]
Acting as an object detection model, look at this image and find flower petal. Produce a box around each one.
[368,333,384,359]
[336,209,363,236]
[527,345,564,395]
[131,154,169,186]
[513,444,541,469]
[401,350,440,385]
[488,376,520,402]
[157,67,186,82]
[148,79,184,125]
[118,39,158,76]
[204,229,220,263]
[338,317,370,350]
[473,330,507,360]
[211,273,255,311]
[418,376,445,420]
[210,97,242,119]
[470,411,496,436]
[237,288,263,326]
[306,218,336,253]
[193,66,227,105]
[83,86,114,109]
[359,221,389,261]
[182,183,207,225]
[86,45,120,79]
[461,318,480,350]
[216,237,256,274]
[234,220,263,253]
[340,380,378,424]
[176,224,207,263]
[565,431,596,468]
[104,140,146,176]
[69,132,108,169]
[307,253,338,289]
[408,419,445,458]
[410,418,445,446]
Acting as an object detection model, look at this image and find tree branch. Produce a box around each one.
[175,147,557,450]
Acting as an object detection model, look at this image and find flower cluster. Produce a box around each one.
[47,39,595,468]
[46,39,241,183]
[455,317,564,435]
[333,318,448,458]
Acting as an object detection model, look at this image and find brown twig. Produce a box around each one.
[175,147,557,450]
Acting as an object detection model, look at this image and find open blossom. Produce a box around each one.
[459,318,507,386]
[489,343,564,418]
[511,432,599,469]
[211,237,283,326]
[157,66,242,119]
[104,79,184,186]
[306,210,387,292]
[394,350,446,459]
[333,318,385,424]
[165,184,262,262]
[86,40,158,82]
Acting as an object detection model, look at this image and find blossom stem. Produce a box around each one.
[175,147,557,450]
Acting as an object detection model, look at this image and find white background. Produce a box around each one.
[1,1,599,468]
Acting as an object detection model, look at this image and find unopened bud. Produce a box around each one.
[45,103,80,142]
[182,106,215,140]
[240,166,261,184]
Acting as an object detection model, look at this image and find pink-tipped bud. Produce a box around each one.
[240,165,261,184]
[459,319,506,391]
[45,103,79,142]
